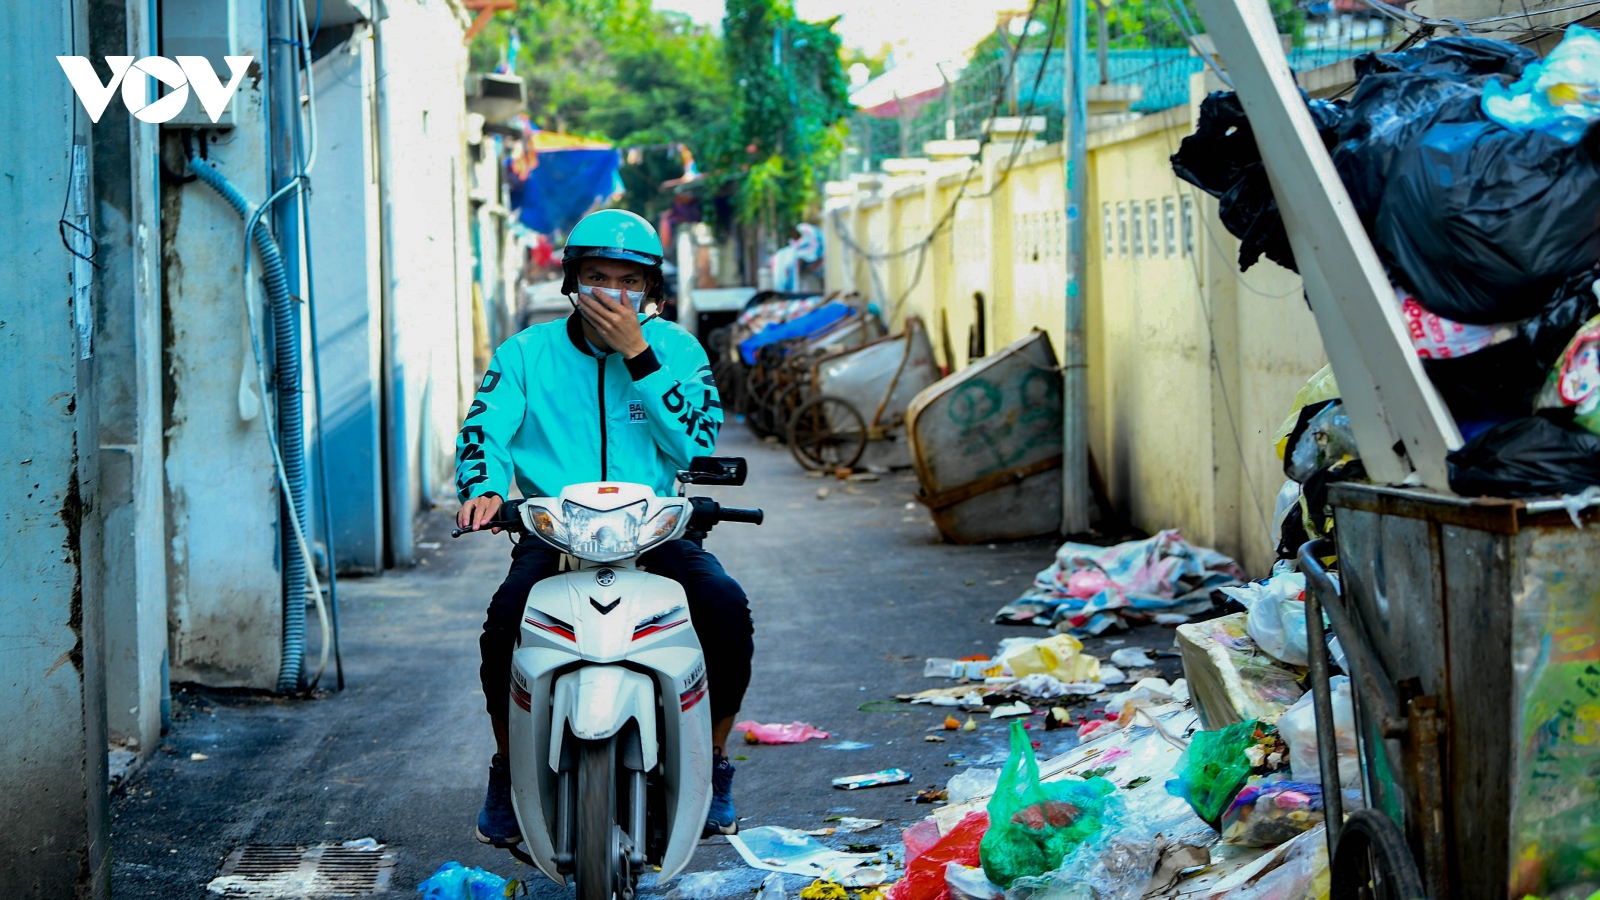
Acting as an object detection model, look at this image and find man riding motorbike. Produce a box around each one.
[454,209,752,845]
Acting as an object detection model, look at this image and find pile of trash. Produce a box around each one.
[994,531,1246,635]
[879,560,1359,900]
[1172,31,1600,501]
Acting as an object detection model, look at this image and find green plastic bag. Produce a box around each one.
[1166,719,1262,825]
[980,720,1117,888]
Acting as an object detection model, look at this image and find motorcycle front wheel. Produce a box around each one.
[575,738,618,900]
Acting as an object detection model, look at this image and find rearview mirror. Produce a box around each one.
[677,456,748,486]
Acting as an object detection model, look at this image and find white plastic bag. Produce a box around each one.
[1278,675,1360,788]
[946,863,1004,900]
[1219,573,1309,666]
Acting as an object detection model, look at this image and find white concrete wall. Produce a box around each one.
[373,0,471,565]
[162,0,285,687]
[0,0,110,890]
[91,0,168,757]
[309,27,386,574]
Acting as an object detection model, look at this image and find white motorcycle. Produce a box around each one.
[453,457,762,900]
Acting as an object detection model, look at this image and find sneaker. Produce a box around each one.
[475,753,522,846]
[703,753,738,837]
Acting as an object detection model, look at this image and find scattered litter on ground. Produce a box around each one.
[1220,777,1324,847]
[943,862,1003,900]
[756,873,787,900]
[738,721,831,744]
[725,826,889,886]
[190,753,209,761]
[946,767,1002,804]
[798,879,849,900]
[672,869,745,900]
[915,788,948,804]
[823,741,874,751]
[341,837,380,851]
[833,768,913,790]
[988,701,1032,719]
[1107,648,1154,668]
[807,817,884,836]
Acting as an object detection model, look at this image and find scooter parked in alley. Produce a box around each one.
[452,457,763,900]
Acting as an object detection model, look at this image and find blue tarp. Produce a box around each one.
[739,302,854,365]
[506,147,623,235]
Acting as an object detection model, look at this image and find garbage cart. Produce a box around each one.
[1298,484,1600,900]
[785,316,941,471]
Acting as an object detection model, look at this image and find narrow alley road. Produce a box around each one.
[112,426,1180,898]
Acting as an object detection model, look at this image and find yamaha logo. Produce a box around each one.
[595,568,615,587]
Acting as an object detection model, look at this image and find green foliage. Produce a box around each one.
[469,0,731,220]
[701,0,852,236]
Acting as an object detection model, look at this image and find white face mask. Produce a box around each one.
[577,283,645,312]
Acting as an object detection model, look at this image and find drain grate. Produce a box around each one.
[207,842,396,898]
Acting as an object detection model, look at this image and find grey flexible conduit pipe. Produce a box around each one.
[187,147,309,692]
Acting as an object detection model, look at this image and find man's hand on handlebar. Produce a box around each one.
[458,494,505,533]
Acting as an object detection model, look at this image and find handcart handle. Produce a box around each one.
[1299,539,1346,852]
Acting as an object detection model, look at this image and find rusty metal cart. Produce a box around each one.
[785,317,942,471]
[1298,484,1600,900]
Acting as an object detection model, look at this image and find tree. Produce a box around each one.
[700,0,852,238]
[470,0,731,221]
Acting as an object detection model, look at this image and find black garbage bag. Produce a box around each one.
[1335,38,1535,224]
[1332,74,1498,228]
[1375,119,1600,324]
[1353,35,1535,80]
[1447,412,1600,497]
[1411,266,1600,424]
[1171,91,1344,272]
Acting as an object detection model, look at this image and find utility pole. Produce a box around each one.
[1061,0,1092,534]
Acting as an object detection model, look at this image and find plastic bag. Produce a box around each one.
[1221,776,1324,847]
[1356,34,1536,79]
[1447,413,1600,497]
[417,862,512,900]
[1376,118,1600,325]
[902,817,944,865]
[1535,313,1600,435]
[1166,719,1265,825]
[1220,573,1308,667]
[1277,675,1360,788]
[1484,26,1600,143]
[1273,366,1340,461]
[1285,402,1359,484]
[1170,91,1344,273]
[945,863,1003,900]
[737,721,830,744]
[1001,634,1098,684]
[948,768,1003,804]
[888,812,989,900]
[979,721,1116,888]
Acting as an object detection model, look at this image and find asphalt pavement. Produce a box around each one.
[110,425,1183,899]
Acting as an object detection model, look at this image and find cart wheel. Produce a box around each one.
[770,383,808,443]
[745,374,775,438]
[788,396,867,471]
[1332,810,1427,900]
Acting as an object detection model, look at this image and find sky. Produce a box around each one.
[654,0,1030,66]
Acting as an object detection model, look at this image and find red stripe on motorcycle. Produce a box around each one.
[525,617,576,641]
[512,688,532,712]
[679,686,707,712]
[632,619,688,640]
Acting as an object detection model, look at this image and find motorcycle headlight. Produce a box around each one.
[561,499,648,562]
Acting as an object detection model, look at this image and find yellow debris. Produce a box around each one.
[800,880,850,900]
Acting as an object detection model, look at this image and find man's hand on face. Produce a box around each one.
[458,494,505,533]
[576,287,649,359]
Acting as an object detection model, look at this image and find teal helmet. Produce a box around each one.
[562,209,666,302]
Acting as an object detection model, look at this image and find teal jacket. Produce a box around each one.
[454,313,723,501]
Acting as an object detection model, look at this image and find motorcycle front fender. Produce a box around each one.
[549,666,660,772]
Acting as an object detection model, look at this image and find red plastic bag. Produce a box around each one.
[888,812,989,900]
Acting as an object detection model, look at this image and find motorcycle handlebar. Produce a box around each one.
[718,506,764,526]
[451,499,526,538]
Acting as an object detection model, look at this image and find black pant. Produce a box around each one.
[481,539,754,723]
